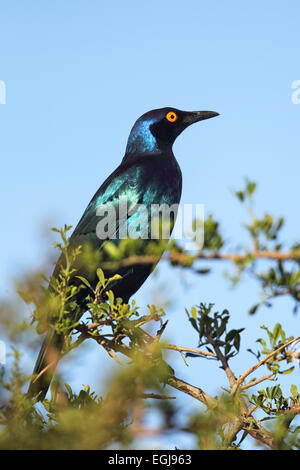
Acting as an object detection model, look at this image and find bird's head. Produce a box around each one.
[125,107,219,157]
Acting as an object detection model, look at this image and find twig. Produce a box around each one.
[139,393,176,400]
[153,321,168,343]
[99,250,300,272]
[242,419,276,449]
[135,313,163,328]
[206,334,236,388]
[240,373,274,391]
[278,405,300,416]
[104,346,123,365]
[76,320,113,333]
[163,344,216,358]
[231,335,300,395]
[246,398,267,418]
[167,375,217,408]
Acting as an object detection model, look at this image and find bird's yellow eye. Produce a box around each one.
[166,111,178,123]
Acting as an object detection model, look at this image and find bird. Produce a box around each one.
[28,107,219,401]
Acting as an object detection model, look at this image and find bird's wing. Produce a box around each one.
[52,162,149,282]
[71,165,142,245]
[30,164,149,400]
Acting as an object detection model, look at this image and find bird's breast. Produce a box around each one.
[126,157,182,240]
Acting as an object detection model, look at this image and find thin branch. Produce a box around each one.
[153,320,168,343]
[139,393,176,400]
[167,375,217,408]
[231,336,300,395]
[99,249,300,271]
[242,419,276,449]
[278,405,300,416]
[246,398,267,418]
[134,313,163,328]
[260,405,300,417]
[206,334,236,388]
[240,373,275,391]
[163,344,216,358]
[104,346,123,365]
[76,320,113,332]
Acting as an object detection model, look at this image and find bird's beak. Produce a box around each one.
[183,110,219,126]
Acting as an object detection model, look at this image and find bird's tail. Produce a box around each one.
[27,330,64,401]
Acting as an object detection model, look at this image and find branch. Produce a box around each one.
[240,373,274,391]
[163,344,216,358]
[206,334,236,388]
[167,376,217,408]
[72,307,295,450]
[243,419,276,449]
[99,249,300,271]
[231,335,300,395]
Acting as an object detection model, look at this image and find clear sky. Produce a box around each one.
[0,0,300,449]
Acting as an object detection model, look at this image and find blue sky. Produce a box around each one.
[0,1,300,449]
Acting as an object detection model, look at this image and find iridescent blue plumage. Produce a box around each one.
[28,106,219,400]
[125,117,159,155]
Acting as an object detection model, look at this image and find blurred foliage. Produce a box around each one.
[0,179,300,450]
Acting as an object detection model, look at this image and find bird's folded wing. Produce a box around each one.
[70,168,143,249]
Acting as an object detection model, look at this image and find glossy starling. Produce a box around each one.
[28,107,219,400]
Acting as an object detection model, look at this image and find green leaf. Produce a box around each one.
[75,276,93,292]
[191,306,197,321]
[249,304,259,315]
[273,323,281,343]
[279,366,294,375]
[96,268,105,286]
[291,384,298,398]
[246,180,257,196]
[108,274,122,284]
[107,289,115,306]
[235,191,245,202]
[233,334,241,352]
